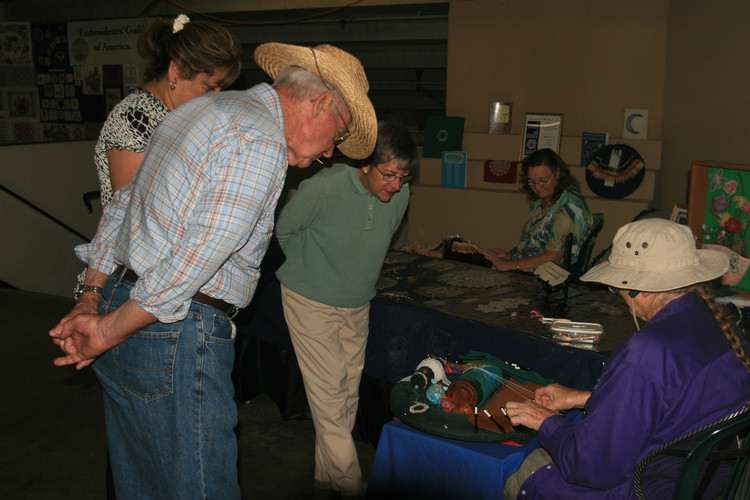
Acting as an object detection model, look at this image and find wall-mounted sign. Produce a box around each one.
[67,18,151,66]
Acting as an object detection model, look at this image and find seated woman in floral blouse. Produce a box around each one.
[479,148,592,271]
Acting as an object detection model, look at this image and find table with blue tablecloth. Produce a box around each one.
[367,409,583,500]
[367,419,537,500]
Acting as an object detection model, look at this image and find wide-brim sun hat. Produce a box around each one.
[254,42,377,160]
[580,218,729,292]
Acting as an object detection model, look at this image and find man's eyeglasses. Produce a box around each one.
[310,47,351,164]
[310,48,350,146]
[374,164,411,184]
[313,103,350,165]
[528,174,554,187]
[330,100,350,147]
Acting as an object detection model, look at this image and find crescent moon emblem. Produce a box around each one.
[626,113,643,135]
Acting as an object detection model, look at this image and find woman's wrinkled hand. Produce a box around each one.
[535,383,591,411]
[504,400,558,431]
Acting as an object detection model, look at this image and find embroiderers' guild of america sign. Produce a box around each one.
[67,18,152,66]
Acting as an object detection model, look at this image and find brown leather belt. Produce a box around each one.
[118,266,237,316]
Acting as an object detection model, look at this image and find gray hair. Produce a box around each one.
[365,119,418,172]
[273,66,349,115]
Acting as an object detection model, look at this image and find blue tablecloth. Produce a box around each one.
[367,419,539,499]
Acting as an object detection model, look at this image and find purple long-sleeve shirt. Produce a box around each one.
[519,293,750,499]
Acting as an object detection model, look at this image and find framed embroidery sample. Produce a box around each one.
[690,163,750,257]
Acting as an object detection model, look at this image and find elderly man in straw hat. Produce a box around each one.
[503,218,750,500]
[49,43,376,500]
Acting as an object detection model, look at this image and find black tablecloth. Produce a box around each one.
[376,251,634,354]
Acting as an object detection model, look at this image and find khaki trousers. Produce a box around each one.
[504,448,553,499]
[280,284,369,496]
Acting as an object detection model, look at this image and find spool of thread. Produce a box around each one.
[409,357,451,389]
[445,379,479,414]
[445,365,502,414]
[410,366,435,390]
[426,382,446,404]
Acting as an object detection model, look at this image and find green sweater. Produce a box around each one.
[275,163,409,307]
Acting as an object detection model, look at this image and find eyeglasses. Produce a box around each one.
[313,106,350,165]
[330,100,350,147]
[310,48,352,165]
[527,174,555,187]
[311,99,350,166]
[310,48,351,146]
[374,164,411,184]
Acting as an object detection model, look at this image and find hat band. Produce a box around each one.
[608,253,701,271]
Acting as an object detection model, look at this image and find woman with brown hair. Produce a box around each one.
[478,148,592,271]
[94,14,242,207]
[75,15,241,299]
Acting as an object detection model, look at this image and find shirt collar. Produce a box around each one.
[346,164,371,195]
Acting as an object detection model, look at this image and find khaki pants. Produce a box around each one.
[280,284,369,496]
[504,448,553,500]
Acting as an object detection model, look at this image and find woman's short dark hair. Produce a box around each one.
[141,18,242,89]
[363,119,418,172]
[519,148,580,201]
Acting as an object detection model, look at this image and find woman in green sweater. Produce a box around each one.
[275,119,417,499]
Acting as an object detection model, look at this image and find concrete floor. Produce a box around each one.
[0,288,375,499]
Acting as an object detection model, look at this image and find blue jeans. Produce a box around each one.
[93,270,240,500]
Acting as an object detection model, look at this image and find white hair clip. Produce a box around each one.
[172,14,190,33]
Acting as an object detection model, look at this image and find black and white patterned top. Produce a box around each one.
[94,87,169,206]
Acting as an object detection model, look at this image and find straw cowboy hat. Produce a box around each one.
[580,218,729,292]
[254,42,377,160]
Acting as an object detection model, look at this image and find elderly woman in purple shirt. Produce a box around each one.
[504,218,750,500]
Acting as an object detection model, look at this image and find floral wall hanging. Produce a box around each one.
[702,167,750,258]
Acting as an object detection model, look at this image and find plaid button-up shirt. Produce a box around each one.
[78,84,288,323]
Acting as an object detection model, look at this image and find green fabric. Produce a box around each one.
[510,186,592,264]
[455,365,503,407]
[275,163,409,307]
[390,352,554,443]
[390,381,536,443]
[459,351,554,386]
